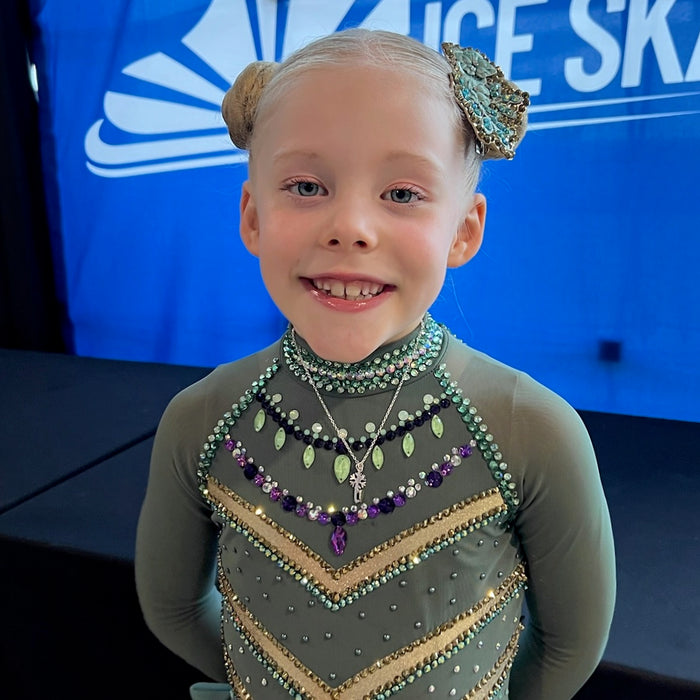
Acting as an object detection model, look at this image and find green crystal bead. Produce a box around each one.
[302,444,315,469]
[253,408,266,432]
[371,445,384,470]
[334,454,351,484]
[431,414,444,438]
[402,432,415,457]
[273,427,286,451]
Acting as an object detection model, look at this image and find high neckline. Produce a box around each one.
[281,314,445,395]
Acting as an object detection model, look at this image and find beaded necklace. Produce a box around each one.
[290,318,425,504]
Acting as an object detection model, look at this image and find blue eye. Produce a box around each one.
[294,181,320,196]
[389,188,417,203]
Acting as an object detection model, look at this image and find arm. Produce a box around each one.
[508,381,616,699]
[135,386,227,682]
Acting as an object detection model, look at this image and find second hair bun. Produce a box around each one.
[222,61,278,150]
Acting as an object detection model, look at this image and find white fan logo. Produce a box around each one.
[84,0,410,177]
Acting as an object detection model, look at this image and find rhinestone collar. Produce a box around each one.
[281,314,444,396]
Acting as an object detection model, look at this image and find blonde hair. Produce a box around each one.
[221,28,483,192]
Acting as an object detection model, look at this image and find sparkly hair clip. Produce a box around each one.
[442,42,529,160]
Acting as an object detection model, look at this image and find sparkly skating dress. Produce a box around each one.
[135,315,616,700]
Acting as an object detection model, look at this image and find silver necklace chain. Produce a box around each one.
[290,321,423,503]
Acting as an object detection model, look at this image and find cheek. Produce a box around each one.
[256,226,302,280]
[407,221,459,266]
[400,238,453,298]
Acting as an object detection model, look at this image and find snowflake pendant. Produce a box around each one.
[349,470,367,504]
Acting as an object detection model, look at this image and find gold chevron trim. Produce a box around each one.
[229,667,252,700]
[221,565,525,700]
[205,475,507,599]
[464,627,521,699]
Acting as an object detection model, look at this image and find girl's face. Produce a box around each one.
[240,63,485,362]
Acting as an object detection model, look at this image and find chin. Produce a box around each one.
[301,327,383,364]
[307,340,376,364]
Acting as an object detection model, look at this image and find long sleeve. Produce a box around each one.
[135,382,227,682]
[507,378,616,699]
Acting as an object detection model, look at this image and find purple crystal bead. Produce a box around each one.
[270,487,282,501]
[281,495,297,511]
[253,474,265,487]
[378,497,395,514]
[243,463,257,480]
[331,526,347,556]
[237,455,247,467]
[224,439,235,451]
[295,503,308,517]
[426,470,443,488]
[331,512,347,526]
[393,493,406,507]
[367,504,380,518]
[346,512,359,525]
[459,444,473,458]
[439,461,453,476]
[318,512,331,525]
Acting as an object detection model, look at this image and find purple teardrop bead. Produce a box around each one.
[331,526,347,556]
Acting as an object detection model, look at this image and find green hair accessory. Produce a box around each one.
[442,42,529,160]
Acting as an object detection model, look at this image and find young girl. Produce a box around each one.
[135,28,615,700]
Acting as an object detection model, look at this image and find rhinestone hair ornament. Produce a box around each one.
[441,42,529,160]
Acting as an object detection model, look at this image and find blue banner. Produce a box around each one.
[30,0,700,421]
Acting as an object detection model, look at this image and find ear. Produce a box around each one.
[447,193,486,268]
[240,180,260,257]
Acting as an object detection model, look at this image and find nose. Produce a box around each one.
[323,193,378,250]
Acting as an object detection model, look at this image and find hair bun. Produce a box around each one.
[222,61,278,150]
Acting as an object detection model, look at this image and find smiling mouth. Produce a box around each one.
[310,278,386,301]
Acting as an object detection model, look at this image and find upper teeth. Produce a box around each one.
[312,278,383,300]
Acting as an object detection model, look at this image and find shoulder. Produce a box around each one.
[444,331,576,423]
[443,331,595,475]
[156,340,281,446]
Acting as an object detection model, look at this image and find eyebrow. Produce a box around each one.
[272,149,443,174]
[383,150,443,175]
[271,149,322,166]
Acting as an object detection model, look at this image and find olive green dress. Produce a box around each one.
[135,315,615,700]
